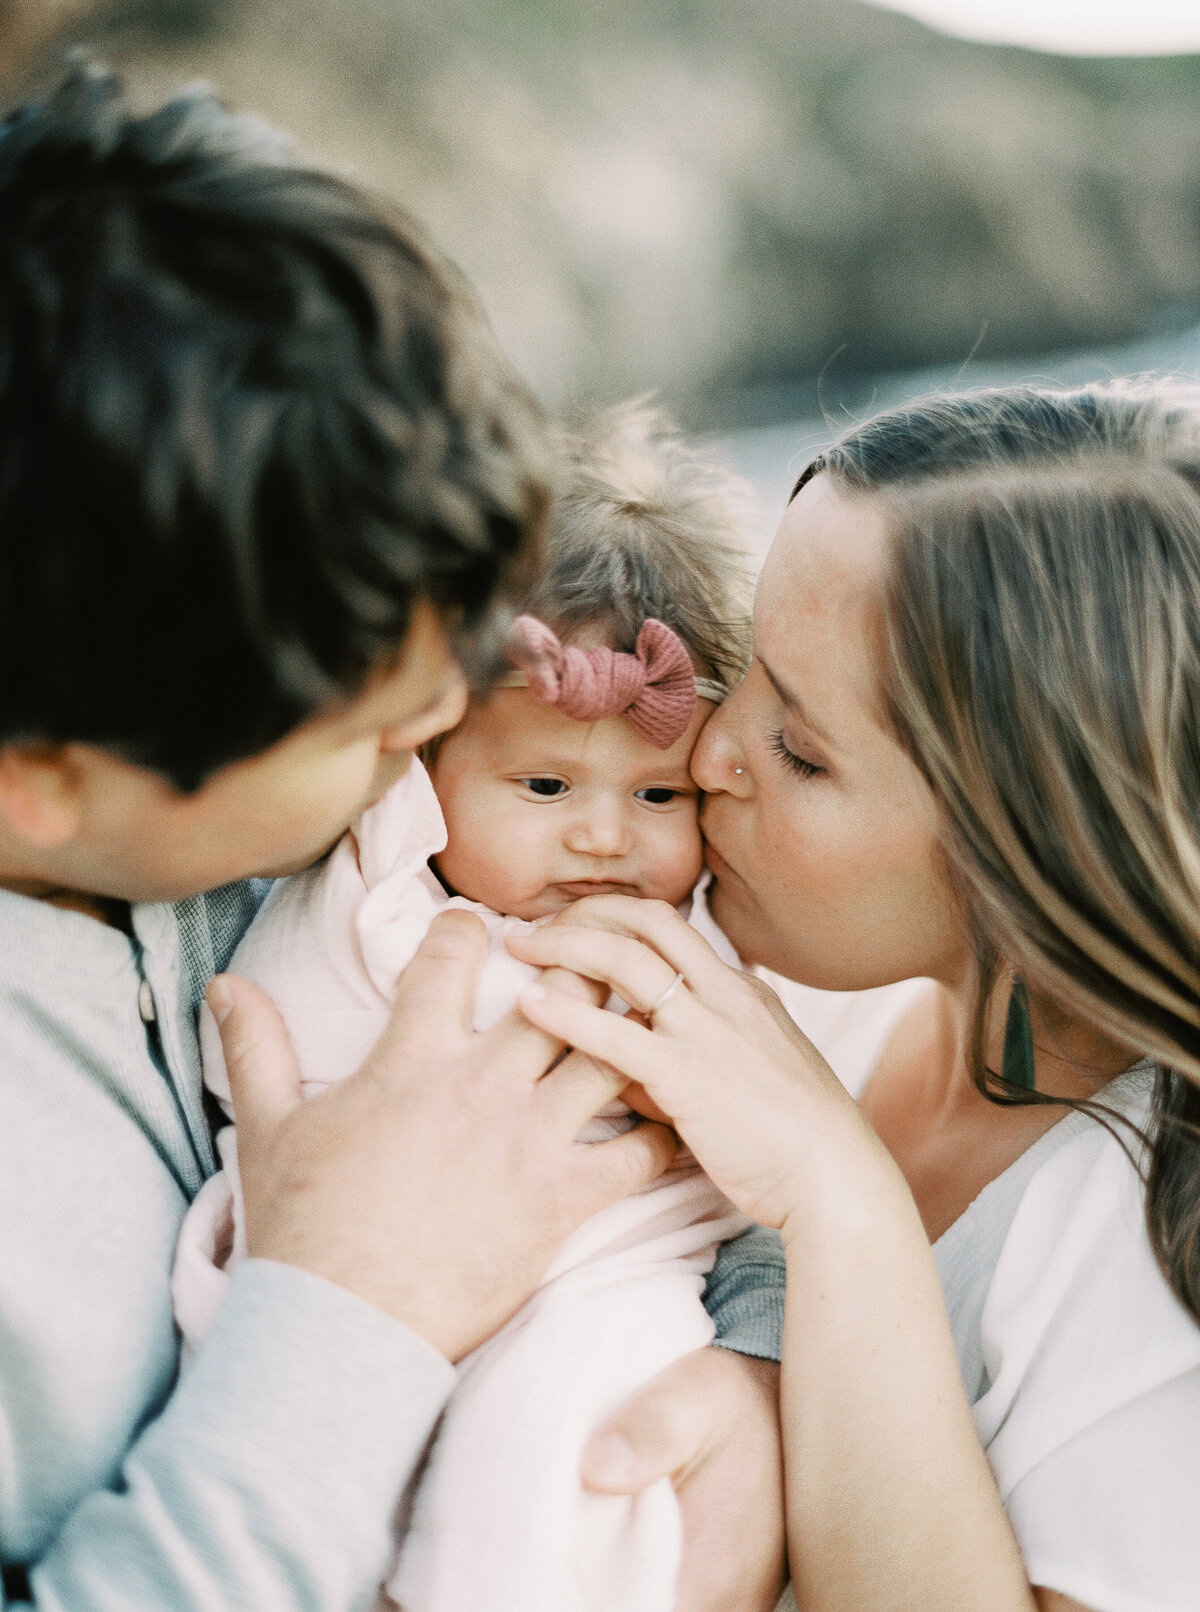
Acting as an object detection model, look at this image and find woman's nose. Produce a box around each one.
[690,697,752,797]
[565,797,631,857]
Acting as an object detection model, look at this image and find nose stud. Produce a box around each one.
[734,767,744,775]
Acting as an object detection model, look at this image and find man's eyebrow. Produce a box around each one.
[758,656,836,749]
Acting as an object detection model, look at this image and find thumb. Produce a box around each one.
[374,909,489,1069]
[206,974,303,1145]
[578,1119,677,1216]
[581,1347,719,1495]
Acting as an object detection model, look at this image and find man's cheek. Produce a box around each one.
[365,749,415,804]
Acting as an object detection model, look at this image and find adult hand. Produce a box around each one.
[513,900,1037,1612]
[507,895,899,1236]
[209,907,676,1362]
[583,1348,786,1612]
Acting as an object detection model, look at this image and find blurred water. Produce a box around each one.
[717,322,1200,560]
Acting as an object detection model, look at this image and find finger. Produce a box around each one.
[539,1047,632,1130]
[575,1119,677,1218]
[619,1009,674,1120]
[472,961,610,1096]
[375,908,489,1063]
[208,975,304,1145]
[513,926,687,1017]
[509,894,733,995]
[581,1346,719,1493]
[537,963,608,1009]
[622,1079,671,1124]
[518,980,666,1090]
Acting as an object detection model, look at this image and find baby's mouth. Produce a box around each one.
[554,879,641,899]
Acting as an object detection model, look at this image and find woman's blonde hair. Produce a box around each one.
[798,380,1200,1323]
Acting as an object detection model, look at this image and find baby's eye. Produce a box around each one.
[635,787,682,806]
[520,777,568,798]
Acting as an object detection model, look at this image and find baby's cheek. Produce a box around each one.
[646,808,705,904]
[436,803,558,912]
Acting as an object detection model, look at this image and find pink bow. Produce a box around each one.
[507,616,697,749]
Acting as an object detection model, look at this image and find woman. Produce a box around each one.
[511,381,1200,1611]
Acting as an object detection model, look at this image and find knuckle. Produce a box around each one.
[641,1391,694,1455]
[540,965,597,1003]
[220,1022,262,1072]
[742,973,777,1010]
[419,908,487,958]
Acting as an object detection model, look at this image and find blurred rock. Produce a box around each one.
[6,0,1200,425]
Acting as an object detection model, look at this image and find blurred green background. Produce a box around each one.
[4,0,1200,526]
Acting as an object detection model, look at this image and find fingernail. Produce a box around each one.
[585,1431,636,1486]
[530,913,556,929]
[206,976,234,1026]
[519,983,546,1003]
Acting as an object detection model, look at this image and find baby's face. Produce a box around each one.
[428,690,710,920]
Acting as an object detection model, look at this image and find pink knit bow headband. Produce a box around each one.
[504,615,723,749]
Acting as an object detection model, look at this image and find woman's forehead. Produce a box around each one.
[764,475,888,602]
[755,476,889,698]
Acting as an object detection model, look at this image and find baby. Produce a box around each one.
[172,403,756,1612]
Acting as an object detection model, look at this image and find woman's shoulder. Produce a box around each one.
[976,1067,1200,1495]
[976,1069,1200,1607]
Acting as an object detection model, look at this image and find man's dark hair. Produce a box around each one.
[0,61,549,789]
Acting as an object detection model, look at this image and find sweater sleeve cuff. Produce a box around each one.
[166,1256,455,1482]
[709,1283,785,1361]
[132,1258,456,1597]
[704,1225,786,1363]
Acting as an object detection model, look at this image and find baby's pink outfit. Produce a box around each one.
[172,758,748,1612]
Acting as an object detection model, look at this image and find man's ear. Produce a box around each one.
[0,745,84,848]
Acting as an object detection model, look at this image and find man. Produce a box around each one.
[0,62,785,1609]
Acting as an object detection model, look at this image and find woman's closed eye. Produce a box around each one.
[768,729,823,780]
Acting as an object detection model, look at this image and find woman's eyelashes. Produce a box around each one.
[768,728,823,779]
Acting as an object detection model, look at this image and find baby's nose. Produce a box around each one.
[565,799,631,857]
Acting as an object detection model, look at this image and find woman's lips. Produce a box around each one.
[703,840,740,884]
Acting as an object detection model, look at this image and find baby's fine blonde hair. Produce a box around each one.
[520,399,754,688]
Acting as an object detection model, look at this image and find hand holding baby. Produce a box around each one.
[510,893,901,1242]
[207,907,676,1361]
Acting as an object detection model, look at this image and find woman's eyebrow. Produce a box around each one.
[758,655,836,749]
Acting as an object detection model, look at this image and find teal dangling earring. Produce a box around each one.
[1002,977,1036,1091]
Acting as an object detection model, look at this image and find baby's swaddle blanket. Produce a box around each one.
[172,758,749,1612]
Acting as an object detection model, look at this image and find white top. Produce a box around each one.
[766,975,1200,1612]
